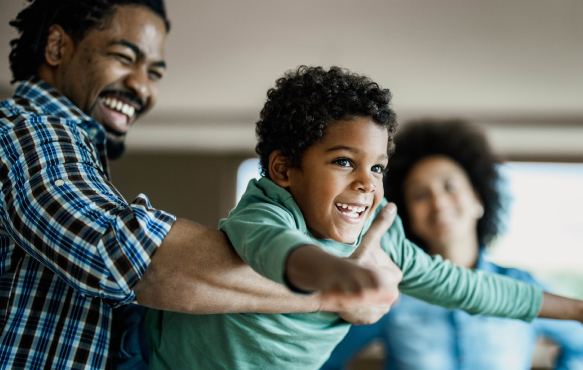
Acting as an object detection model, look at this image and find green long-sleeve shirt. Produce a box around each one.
[146,177,542,370]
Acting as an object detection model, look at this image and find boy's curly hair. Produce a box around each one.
[384,119,504,250]
[255,66,397,178]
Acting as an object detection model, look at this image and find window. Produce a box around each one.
[236,158,261,203]
[236,159,583,298]
[489,162,583,298]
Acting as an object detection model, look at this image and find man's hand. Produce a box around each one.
[336,203,403,325]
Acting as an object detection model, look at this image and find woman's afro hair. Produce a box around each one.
[384,119,504,251]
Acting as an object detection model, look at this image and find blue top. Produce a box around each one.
[0,78,175,369]
[322,251,583,370]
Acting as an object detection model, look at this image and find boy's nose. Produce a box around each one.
[353,173,376,193]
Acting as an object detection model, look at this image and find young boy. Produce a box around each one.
[146,66,583,370]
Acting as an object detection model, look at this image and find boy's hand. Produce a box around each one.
[336,304,392,326]
[339,203,403,324]
[539,292,583,324]
[285,203,402,324]
[351,203,401,277]
[317,258,391,311]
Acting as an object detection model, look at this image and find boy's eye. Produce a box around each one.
[371,165,385,174]
[332,158,351,167]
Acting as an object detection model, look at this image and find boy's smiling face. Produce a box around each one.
[282,117,389,244]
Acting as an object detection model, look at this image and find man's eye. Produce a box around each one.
[333,158,351,167]
[148,70,163,80]
[115,54,133,63]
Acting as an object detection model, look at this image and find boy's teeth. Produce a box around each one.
[341,211,359,218]
[335,203,366,213]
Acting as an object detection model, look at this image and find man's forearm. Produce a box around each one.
[134,218,322,314]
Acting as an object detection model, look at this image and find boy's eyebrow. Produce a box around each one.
[325,145,389,160]
[109,40,167,68]
[326,145,359,153]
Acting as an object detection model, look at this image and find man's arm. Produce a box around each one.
[134,218,322,314]
[134,204,401,318]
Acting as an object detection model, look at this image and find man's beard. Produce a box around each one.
[105,132,126,160]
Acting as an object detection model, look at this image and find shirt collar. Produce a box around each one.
[476,248,498,272]
[14,77,107,144]
[14,77,92,122]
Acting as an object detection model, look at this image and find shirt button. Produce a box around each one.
[54,179,65,186]
[89,128,98,136]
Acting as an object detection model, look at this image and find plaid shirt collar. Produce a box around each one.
[13,77,107,145]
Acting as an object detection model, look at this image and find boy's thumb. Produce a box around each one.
[362,203,397,244]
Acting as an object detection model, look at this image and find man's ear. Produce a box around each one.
[268,150,292,188]
[44,24,72,67]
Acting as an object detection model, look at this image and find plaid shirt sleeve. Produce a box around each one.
[1,109,175,307]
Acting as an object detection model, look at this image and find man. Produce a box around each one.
[0,1,401,369]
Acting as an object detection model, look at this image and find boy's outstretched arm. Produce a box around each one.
[133,205,401,322]
[285,204,402,324]
[539,292,583,323]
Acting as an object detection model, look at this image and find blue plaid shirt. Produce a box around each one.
[0,78,175,369]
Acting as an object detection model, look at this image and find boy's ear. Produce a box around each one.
[268,151,292,188]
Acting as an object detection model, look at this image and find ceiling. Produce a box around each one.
[1,0,582,157]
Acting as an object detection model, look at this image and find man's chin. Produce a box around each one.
[105,131,126,160]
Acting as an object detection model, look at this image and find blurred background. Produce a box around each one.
[1,0,582,368]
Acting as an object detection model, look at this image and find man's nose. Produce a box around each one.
[125,67,150,105]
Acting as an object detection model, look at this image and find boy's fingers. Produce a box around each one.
[361,203,397,245]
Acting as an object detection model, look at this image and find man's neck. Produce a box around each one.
[36,65,59,90]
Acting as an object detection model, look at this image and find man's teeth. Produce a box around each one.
[335,203,366,218]
[101,97,136,118]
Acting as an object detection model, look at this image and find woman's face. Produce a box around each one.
[402,155,483,250]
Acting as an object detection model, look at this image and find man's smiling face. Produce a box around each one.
[56,5,167,150]
[286,117,389,244]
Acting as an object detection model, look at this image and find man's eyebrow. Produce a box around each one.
[325,145,389,160]
[110,40,166,68]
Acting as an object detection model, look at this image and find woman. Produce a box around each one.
[322,120,583,370]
